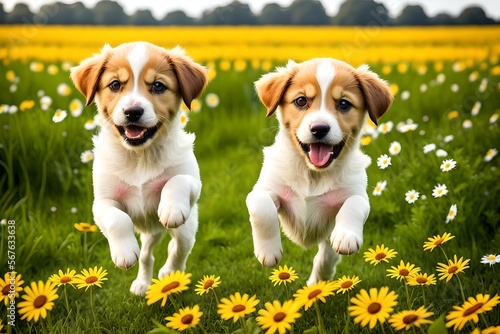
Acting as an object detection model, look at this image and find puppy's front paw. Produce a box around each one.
[254,237,283,267]
[109,236,140,269]
[130,279,149,296]
[158,201,190,228]
[330,226,363,255]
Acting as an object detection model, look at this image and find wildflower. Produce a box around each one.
[469,71,479,82]
[423,232,455,252]
[19,100,35,111]
[217,292,259,322]
[440,159,457,172]
[74,222,98,233]
[386,260,420,281]
[49,269,76,287]
[406,273,436,286]
[166,305,203,331]
[447,110,459,119]
[293,280,335,310]
[269,265,298,286]
[364,244,398,266]
[397,63,408,73]
[10,84,17,93]
[57,83,72,96]
[446,204,458,223]
[47,64,59,75]
[194,275,221,296]
[400,90,410,100]
[463,119,473,129]
[52,109,67,123]
[6,70,16,82]
[145,271,191,307]
[360,136,372,146]
[417,64,427,75]
[419,83,428,93]
[18,280,58,323]
[436,73,446,84]
[437,255,470,282]
[377,154,391,169]
[40,96,52,110]
[481,254,500,266]
[484,148,498,162]
[389,141,401,155]
[256,299,302,334]
[261,60,273,71]
[205,93,220,108]
[332,275,361,294]
[471,101,481,116]
[84,119,97,130]
[423,143,436,154]
[444,135,454,143]
[432,184,448,198]
[372,180,387,196]
[69,99,83,117]
[80,150,94,163]
[472,326,500,334]
[446,294,500,331]
[234,59,247,71]
[30,61,44,72]
[219,60,231,71]
[1,272,24,305]
[382,65,391,75]
[190,99,201,112]
[452,61,465,72]
[490,113,498,124]
[389,306,434,331]
[74,266,108,291]
[179,111,189,128]
[479,78,488,93]
[405,190,419,204]
[348,286,398,329]
[436,149,448,157]
[377,121,393,134]
[451,83,459,92]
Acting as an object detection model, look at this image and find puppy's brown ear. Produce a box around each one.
[254,62,296,117]
[70,44,112,106]
[168,47,208,110]
[356,65,393,125]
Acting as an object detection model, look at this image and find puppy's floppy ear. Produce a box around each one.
[168,47,208,110]
[254,61,296,117]
[70,44,112,106]
[356,65,393,125]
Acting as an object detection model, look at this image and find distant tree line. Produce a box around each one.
[0,0,497,26]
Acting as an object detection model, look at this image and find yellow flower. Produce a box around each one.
[269,265,298,286]
[332,275,361,294]
[475,326,500,334]
[397,63,408,73]
[69,98,83,117]
[1,272,24,305]
[389,306,434,331]
[261,60,273,72]
[234,59,247,72]
[434,62,444,72]
[49,269,76,287]
[360,136,372,146]
[6,70,16,82]
[207,66,217,81]
[293,280,335,310]
[165,305,203,331]
[217,292,260,323]
[47,64,59,75]
[423,232,455,252]
[386,260,420,281]
[446,294,500,331]
[74,266,108,291]
[190,99,201,112]
[447,110,459,120]
[389,83,399,96]
[363,244,398,265]
[381,65,391,75]
[18,280,59,323]
[256,299,302,334]
[194,275,221,296]
[74,222,98,233]
[19,100,35,111]
[30,61,44,72]
[406,272,436,286]
[146,271,191,307]
[219,60,231,71]
[436,255,470,282]
[348,286,398,329]
[57,83,71,96]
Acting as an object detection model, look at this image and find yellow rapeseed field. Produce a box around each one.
[0,25,499,65]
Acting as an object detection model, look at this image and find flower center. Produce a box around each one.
[448,211,455,216]
[2,285,11,296]
[60,276,72,284]
[278,272,291,280]
[403,314,419,324]
[488,255,496,261]
[399,269,409,277]
[340,281,353,289]
[416,277,427,284]
[434,237,444,245]
[232,304,246,313]
[367,302,382,314]
[34,295,47,309]
[375,253,387,260]
[448,266,458,274]
[161,281,180,293]
[463,303,484,317]
[203,279,214,290]
[85,276,98,284]
[181,314,194,325]
[273,312,286,322]
[308,289,322,300]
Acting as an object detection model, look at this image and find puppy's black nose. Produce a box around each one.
[124,106,144,122]
[310,124,330,139]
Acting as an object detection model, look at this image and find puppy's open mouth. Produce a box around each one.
[299,139,345,168]
[116,123,161,146]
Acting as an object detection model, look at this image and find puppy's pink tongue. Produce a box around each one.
[125,125,145,139]
[309,143,333,167]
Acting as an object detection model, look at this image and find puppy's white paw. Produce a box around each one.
[254,238,283,267]
[158,201,190,229]
[330,226,363,255]
[130,279,149,296]
[109,236,140,269]
[158,265,178,279]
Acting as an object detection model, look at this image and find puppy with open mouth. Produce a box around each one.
[71,42,207,295]
[247,58,393,285]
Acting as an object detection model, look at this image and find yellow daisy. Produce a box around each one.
[389,306,434,331]
[256,299,302,334]
[74,222,98,233]
[269,265,298,286]
[436,255,470,282]
[19,100,35,111]
[217,292,260,323]
[423,232,455,252]
[165,305,203,331]
[293,280,335,310]
[446,294,500,331]
[332,275,361,294]
[348,286,398,329]
[146,271,191,307]
[476,326,500,334]
[194,275,221,296]
[406,272,436,286]
[18,280,59,323]
[363,244,398,265]
[386,260,421,281]
[1,272,24,305]
[74,266,108,291]
[49,269,77,287]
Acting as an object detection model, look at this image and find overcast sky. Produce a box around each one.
[3,0,500,20]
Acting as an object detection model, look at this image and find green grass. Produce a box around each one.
[0,58,499,333]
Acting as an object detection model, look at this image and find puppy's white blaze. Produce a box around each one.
[316,59,336,111]
[128,43,148,94]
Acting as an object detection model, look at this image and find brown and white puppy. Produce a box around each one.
[247,58,392,285]
[71,42,207,295]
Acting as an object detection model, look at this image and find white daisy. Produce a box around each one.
[450,83,459,92]
[432,184,448,198]
[80,150,94,163]
[52,109,67,123]
[69,99,83,117]
[471,101,481,116]
[405,190,419,204]
[479,78,488,93]
[389,141,401,155]
[10,84,17,93]
[480,254,500,266]
[484,148,498,162]
[400,90,410,100]
[446,204,457,223]
[179,111,189,128]
[490,113,499,124]
[397,121,418,133]
[377,154,391,169]
[419,83,428,93]
[84,119,97,130]
[372,180,387,196]
[205,93,220,108]
[468,71,479,82]
[444,135,454,143]
[8,105,18,114]
[436,73,446,84]
[40,96,52,111]
[423,143,436,154]
[377,121,393,134]
[440,159,457,172]
[57,83,72,96]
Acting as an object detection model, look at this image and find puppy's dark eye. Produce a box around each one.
[109,80,121,92]
[293,96,308,109]
[338,99,352,113]
[151,82,167,94]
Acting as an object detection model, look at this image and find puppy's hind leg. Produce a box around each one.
[306,240,341,286]
[130,232,164,296]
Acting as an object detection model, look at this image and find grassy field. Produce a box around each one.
[0,26,500,333]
